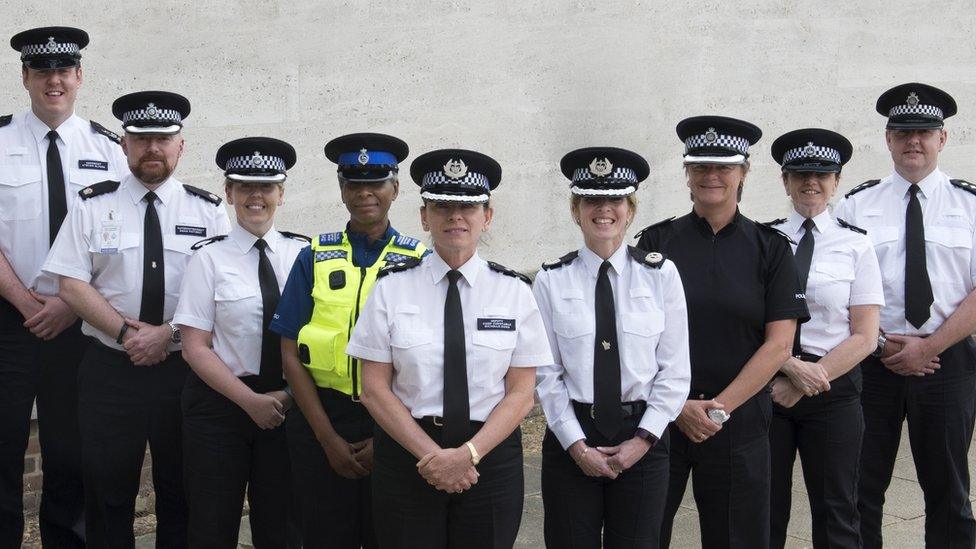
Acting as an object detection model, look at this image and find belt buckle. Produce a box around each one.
[590,405,596,419]
[433,416,443,427]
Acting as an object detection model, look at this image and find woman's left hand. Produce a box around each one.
[596,437,652,474]
[417,447,478,492]
[770,377,803,408]
[266,390,293,414]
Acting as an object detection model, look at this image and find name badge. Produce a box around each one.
[175,225,206,237]
[78,159,108,170]
[477,318,515,331]
[99,221,121,254]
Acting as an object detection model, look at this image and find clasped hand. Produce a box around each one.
[122,318,170,365]
[674,399,725,443]
[417,447,478,493]
[881,334,940,376]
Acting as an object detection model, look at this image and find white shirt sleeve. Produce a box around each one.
[173,249,216,332]
[849,239,885,307]
[638,261,691,437]
[42,200,93,283]
[510,282,555,367]
[346,278,394,364]
[532,270,586,449]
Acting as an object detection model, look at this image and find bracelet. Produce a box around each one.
[575,446,589,462]
[116,322,129,344]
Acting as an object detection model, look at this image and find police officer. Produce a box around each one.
[834,83,976,548]
[635,116,809,548]
[43,91,230,547]
[346,148,554,549]
[0,26,127,547]
[763,129,884,549]
[175,137,307,548]
[534,147,691,548]
[270,133,427,547]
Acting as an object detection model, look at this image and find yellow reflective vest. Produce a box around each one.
[297,230,427,397]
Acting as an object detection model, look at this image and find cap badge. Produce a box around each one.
[45,37,58,52]
[443,159,468,180]
[906,92,920,107]
[250,151,265,168]
[803,142,817,157]
[358,148,369,165]
[704,127,719,143]
[145,103,158,117]
[645,252,663,263]
[588,157,613,177]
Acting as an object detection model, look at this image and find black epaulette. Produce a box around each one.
[279,231,311,243]
[755,219,796,245]
[541,250,579,271]
[487,261,531,284]
[627,246,666,269]
[183,184,222,205]
[377,257,422,279]
[190,235,227,250]
[762,218,786,227]
[844,179,881,198]
[78,180,121,200]
[634,216,675,240]
[90,121,121,144]
[950,179,976,197]
[836,217,867,235]
[0,114,11,128]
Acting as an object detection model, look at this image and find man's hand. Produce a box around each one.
[417,447,478,493]
[674,399,725,443]
[569,440,618,479]
[598,437,652,474]
[122,318,170,365]
[782,357,830,396]
[15,292,43,323]
[266,390,293,414]
[882,334,941,376]
[243,392,286,429]
[770,377,803,408]
[322,435,369,479]
[22,291,77,340]
[351,438,374,472]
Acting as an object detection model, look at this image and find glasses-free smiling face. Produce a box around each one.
[686,163,747,207]
[783,171,839,218]
[340,179,399,231]
[421,201,492,257]
[885,128,946,181]
[573,196,633,251]
[226,181,283,236]
[22,66,82,124]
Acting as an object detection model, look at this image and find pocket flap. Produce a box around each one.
[391,329,433,349]
[215,284,257,302]
[868,226,899,246]
[553,313,593,339]
[620,311,665,337]
[472,331,517,350]
[926,226,972,249]
[0,165,41,187]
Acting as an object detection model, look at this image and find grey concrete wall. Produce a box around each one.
[4,1,975,270]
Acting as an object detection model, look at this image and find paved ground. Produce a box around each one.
[130,420,965,548]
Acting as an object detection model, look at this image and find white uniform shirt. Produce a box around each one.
[532,244,691,449]
[0,110,128,294]
[779,210,885,357]
[42,173,231,350]
[173,224,308,377]
[346,251,554,422]
[834,168,976,335]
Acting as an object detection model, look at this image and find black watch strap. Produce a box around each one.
[116,322,129,344]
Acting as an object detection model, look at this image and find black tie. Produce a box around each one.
[139,191,164,325]
[46,130,67,246]
[255,239,283,392]
[905,185,933,329]
[792,218,816,355]
[442,270,470,447]
[593,260,622,440]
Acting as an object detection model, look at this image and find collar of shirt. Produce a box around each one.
[229,223,281,255]
[577,242,628,279]
[890,167,945,200]
[122,172,179,206]
[690,207,742,238]
[426,250,483,287]
[785,208,833,239]
[24,109,82,146]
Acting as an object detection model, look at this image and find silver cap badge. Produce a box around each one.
[704,127,718,143]
[358,148,369,165]
[588,157,613,177]
[250,151,265,168]
[803,142,817,157]
[906,92,920,107]
[444,159,468,180]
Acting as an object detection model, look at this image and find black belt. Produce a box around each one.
[572,400,647,420]
[793,352,823,362]
[417,416,485,429]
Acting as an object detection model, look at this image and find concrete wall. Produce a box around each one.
[3,1,975,271]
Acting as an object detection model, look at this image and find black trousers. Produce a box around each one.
[858,337,976,549]
[182,373,295,549]
[0,299,86,548]
[661,391,772,549]
[79,342,189,549]
[372,420,523,549]
[769,360,864,549]
[541,410,670,549]
[287,387,376,548]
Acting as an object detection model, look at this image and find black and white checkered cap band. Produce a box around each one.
[122,106,182,125]
[21,41,79,57]
[888,103,944,119]
[571,167,638,184]
[782,145,841,165]
[421,171,490,192]
[225,154,287,173]
[684,133,751,155]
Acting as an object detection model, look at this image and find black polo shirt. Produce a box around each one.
[636,209,809,395]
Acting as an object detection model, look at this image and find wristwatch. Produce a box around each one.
[169,322,181,344]
[872,333,887,358]
[465,441,481,466]
[634,428,659,447]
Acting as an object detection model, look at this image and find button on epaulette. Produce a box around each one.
[950,179,976,197]
[844,179,881,198]
[90,121,121,144]
[318,232,343,246]
[627,246,666,268]
[183,184,222,205]
[0,114,11,128]
[279,231,311,243]
[755,219,796,245]
[190,235,227,250]
[487,261,531,284]
[836,217,867,234]
[634,216,675,240]
[541,250,579,271]
[377,257,422,279]
[78,180,121,200]
[762,218,786,226]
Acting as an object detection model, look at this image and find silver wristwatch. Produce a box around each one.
[169,322,181,344]
[872,333,887,358]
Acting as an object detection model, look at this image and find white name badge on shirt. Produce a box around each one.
[99,220,122,254]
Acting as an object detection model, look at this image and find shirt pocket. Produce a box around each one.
[0,165,42,221]
[214,272,261,338]
[552,312,593,369]
[471,308,518,385]
[163,234,195,299]
[811,260,855,311]
[390,314,435,390]
[925,226,973,284]
[619,310,665,374]
[90,232,140,290]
